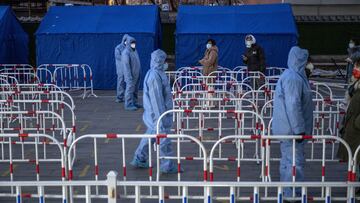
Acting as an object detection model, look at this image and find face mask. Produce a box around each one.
[163,63,169,71]
[306,62,314,72]
[245,41,252,48]
[124,41,127,45]
[130,43,136,49]
[353,68,360,79]
[349,43,355,49]
[206,43,212,49]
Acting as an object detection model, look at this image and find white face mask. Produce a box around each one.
[131,43,136,49]
[306,62,314,72]
[163,63,168,71]
[349,43,355,49]
[206,43,212,49]
[124,41,127,45]
[245,41,252,48]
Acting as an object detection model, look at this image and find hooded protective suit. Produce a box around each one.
[272,46,314,197]
[114,34,129,102]
[121,36,141,110]
[131,49,176,173]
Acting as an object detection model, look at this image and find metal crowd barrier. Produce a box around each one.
[37,64,97,99]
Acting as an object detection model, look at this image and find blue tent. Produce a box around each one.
[0,6,28,64]
[176,4,298,70]
[36,5,161,89]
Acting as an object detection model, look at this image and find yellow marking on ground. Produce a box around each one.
[2,164,18,177]
[213,164,229,171]
[135,124,142,132]
[79,165,90,177]
[80,124,89,132]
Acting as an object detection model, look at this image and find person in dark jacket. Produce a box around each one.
[337,59,360,172]
[242,34,266,73]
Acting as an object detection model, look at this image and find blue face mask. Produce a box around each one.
[163,63,168,71]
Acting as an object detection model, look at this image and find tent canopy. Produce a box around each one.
[0,6,28,64]
[175,4,298,70]
[36,5,161,89]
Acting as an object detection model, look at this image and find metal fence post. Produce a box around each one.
[107,171,118,203]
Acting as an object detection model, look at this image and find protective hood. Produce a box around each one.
[125,36,136,49]
[287,46,308,77]
[121,34,129,45]
[245,34,256,44]
[150,49,167,70]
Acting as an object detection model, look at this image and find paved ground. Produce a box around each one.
[0,79,354,202]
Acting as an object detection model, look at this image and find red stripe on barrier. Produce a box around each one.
[28,160,36,163]
[191,76,197,79]
[184,109,192,114]
[27,110,36,115]
[6,99,13,103]
[292,166,296,177]
[21,193,32,198]
[185,156,194,160]
[10,163,13,174]
[265,165,269,176]
[226,109,235,113]
[347,171,352,181]
[207,128,214,131]
[210,172,214,181]
[95,165,99,175]
[237,167,241,177]
[261,140,266,147]
[302,135,313,140]
[43,90,50,94]
[190,98,197,102]
[250,135,261,140]
[72,126,76,133]
[178,163,181,173]
[308,196,314,201]
[38,83,44,87]
[123,166,126,177]
[36,164,40,174]
[223,98,230,102]
[18,133,28,138]
[41,99,49,103]
[340,111,346,115]
[208,90,215,94]
[228,157,236,162]
[255,123,259,130]
[322,166,325,177]
[90,75,93,80]
[156,134,167,144]
[63,139,67,147]
[203,170,207,181]
[61,167,65,178]
[106,133,117,139]
[69,170,73,180]
[352,172,356,182]
[149,167,153,177]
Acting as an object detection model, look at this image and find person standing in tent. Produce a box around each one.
[114,34,129,103]
[199,39,218,106]
[131,49,180,174]
[199,39,219,77]
[242,34,266,73]
[272,46,313,202]
[121,35,142,111]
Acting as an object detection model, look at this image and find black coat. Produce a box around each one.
[243,44,266,72]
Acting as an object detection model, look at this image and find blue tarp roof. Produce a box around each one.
[175,4,298,70]
[36,5,161,90]
[0,6,29,64]
[36,5,159,34]
[176,4,298,35]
